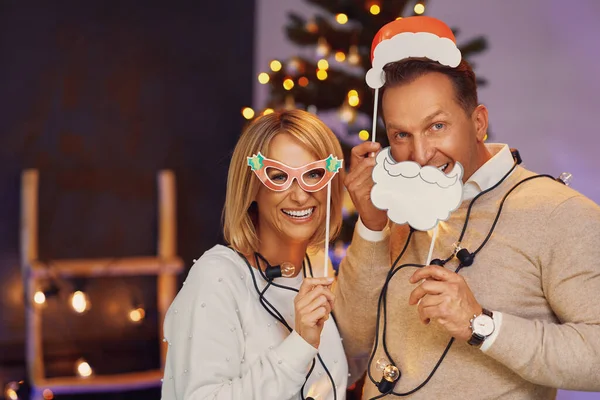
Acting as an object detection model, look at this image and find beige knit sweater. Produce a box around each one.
[336,166,600,399]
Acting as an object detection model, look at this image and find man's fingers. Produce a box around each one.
[410,265,455,284]
[350,141,381,168]
[408,279,447,305]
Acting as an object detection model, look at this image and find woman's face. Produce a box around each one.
[253,133,329,246]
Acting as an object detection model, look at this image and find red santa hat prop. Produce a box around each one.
[366,16,462,142]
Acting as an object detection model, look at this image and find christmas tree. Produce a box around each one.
[247,0,488,272]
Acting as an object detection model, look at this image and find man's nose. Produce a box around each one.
[409,137,435,166]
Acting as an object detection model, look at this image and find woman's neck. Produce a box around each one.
[258,245,306,277]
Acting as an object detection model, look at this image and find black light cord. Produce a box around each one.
[237,250,338,400]
[367,168,556,398]
[370,165,519,384]
[441,161,519,264]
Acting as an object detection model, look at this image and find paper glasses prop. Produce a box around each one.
[371,147,464,265]
[248,152,343,277]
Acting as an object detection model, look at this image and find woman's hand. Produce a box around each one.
[294,277,336,348]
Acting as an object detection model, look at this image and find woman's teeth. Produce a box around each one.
[282,207,314,218]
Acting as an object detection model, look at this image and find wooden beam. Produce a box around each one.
[20,169,45,383]
[157,170,179,370]
[36,369,163,393]
[29,256,183,278]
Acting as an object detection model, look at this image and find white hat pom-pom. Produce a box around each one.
[366,68,385,89]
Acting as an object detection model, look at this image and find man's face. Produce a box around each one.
[381,72,488,182]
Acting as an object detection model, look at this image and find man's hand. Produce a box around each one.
[408,265,482,342]
[344,141,388,231]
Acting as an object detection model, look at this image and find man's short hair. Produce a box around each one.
[383,58,479,115]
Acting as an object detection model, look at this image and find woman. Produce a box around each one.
[161,109,348,399]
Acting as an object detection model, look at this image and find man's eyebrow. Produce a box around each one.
[386,110,449,131]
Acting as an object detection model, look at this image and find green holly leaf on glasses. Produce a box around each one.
[247,153,265,171]
[325,155,342,173]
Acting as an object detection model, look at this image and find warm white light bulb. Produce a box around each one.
[376,357,390,372]
[129,307,146,323]
[558,172,573,186]
[383,364,400,382]
[76,358,93,377]
[280,262,295,278]
[34,291,46,305]
[70,291,90,314]
[6,389,18,400]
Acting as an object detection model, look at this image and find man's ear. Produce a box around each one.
[472,104,489,142]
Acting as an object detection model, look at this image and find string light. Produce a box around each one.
[70,290,90,314]
[359,130,370,141]
[286,58,303,74]
[242,107,255,119]
[316,70,328,80]
[335,13,348,24]
[257,72,270,84]
[334,51,346,62]
[263,108,274,115]
[298,76,309,87]
[42,389,54,399]
[370,4,381,15]
[285,95,295,110]
[396,16,403,20]
[283,78,294,90]
[75,358,93,378]
[317,59,329,70]
[414,1,425,14]
[34,291,46,305]
[348,89,360,107]
[269,60,282,72]
[306,20,318,33]
[339,104,356,123]
[129,307,145,323]
[4,381,21,400]
[5,388,18,400]
[348,45,360,65]
[316,37,330,57]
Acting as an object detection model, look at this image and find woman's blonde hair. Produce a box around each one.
[223,109,345,255]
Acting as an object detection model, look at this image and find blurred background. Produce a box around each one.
[0,0,598,399]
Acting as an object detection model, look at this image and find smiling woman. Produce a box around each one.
[160,109,349,400]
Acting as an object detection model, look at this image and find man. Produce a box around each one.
[336,16,600,399]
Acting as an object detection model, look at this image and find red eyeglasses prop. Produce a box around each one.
[247,152,343,192]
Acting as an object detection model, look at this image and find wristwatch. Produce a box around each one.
[468,308,495,347]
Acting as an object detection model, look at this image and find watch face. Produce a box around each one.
[473,315,494,336]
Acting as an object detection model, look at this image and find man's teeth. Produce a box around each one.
[282,208,314,218]
[437,163,449,172]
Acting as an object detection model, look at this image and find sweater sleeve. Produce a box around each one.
[334,218,392,365]
[483,195,600,390]
[160,256,318,400]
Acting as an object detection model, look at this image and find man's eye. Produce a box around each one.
[395,132,409,139]
[432,123,445,131]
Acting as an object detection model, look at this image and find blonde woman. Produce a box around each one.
[161,110,348,400]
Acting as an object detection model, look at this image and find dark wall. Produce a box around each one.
[0,0,254,385]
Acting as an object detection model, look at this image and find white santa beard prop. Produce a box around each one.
[371,148,464,264]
